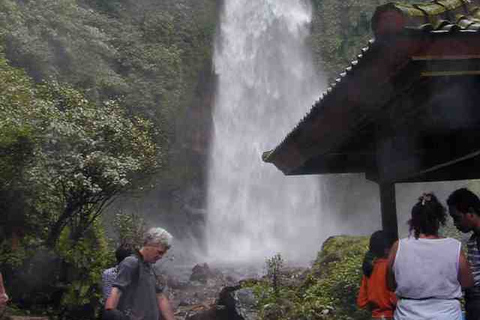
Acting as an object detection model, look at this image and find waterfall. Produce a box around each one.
[206,0,328,264]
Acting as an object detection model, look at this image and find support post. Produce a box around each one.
[379,182,398,240]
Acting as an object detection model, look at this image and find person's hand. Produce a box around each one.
[0,293,8,309]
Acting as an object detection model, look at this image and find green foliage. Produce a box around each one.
[57,219,113,318]
[266,253,284,297]
[1,219,115,320]
[113,211,146,248]
[245,236,370,320]
[0,49,36,183]
[0,234,41,270]
[0,0,218,315]
[0,0,217,135]
[0,52,41,239]
[248,278,299,320]
[0,0,218,221]
[20,80,162,247]
[294,236,370,320]
[310,0,417,81]
[0,50,162,317]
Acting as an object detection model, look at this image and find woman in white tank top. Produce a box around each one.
[387,193,473,320]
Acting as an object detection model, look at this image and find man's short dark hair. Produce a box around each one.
[447,188,480,216]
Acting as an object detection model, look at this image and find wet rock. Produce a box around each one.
[190,263,218,284]
[217,286,257,320]
[169,266,259,320]
[167,275,190,290]
[179,299,193,306]
[232,288,258,320]
[217,285,240,306]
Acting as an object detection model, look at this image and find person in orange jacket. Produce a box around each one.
[357,230,397,319]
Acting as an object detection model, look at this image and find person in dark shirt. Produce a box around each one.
[447,188,480,320]
[104,227,175,320]
[102,245,133,302]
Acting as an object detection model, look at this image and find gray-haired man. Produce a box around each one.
[104,227,175,320]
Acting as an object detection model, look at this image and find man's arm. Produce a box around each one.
[458,250,474,289]
[105,287,122,310]
[157,293,175,320]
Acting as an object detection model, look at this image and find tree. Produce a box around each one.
[30,82,161,246]
[113,211,146,248]
[0,52,40,242]
[0,53,161,247]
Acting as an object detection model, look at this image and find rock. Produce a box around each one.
[169,266,259,320]
[179,299,192,306]
[217,286,257,320]
[190,263,218,284]
[217,285,240,306]
[232,288,258,320]
[167,275,190,290]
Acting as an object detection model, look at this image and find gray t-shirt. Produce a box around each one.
[112,253,165,320]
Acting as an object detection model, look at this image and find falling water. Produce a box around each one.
[206,0,328,264]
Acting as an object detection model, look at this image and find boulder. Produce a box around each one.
[232,289,258,320]
[217,286,257,320]
[189,263,217,283]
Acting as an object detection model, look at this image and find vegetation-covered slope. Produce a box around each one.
[246,236,370,320]
[0,0,218,233]
[0,1,218,317]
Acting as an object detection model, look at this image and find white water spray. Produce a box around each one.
[206,0,329,264]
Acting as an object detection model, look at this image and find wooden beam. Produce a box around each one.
[286,152,374,175]
[380,182,399,240]
[421,70,480,77]
[411,58,480,77]
[398,150,480,182]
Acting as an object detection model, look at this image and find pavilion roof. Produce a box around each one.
[262,0,480,181]
[372,0,480,36]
